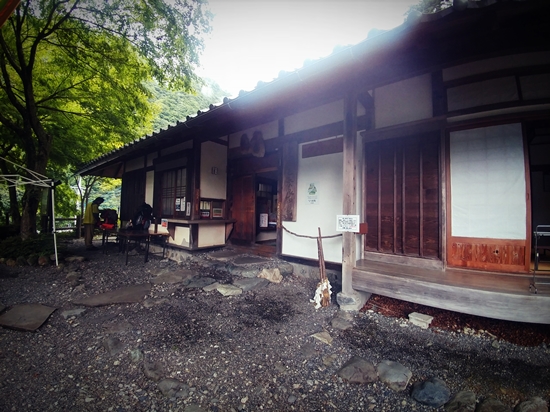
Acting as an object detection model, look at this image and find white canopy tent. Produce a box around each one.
[0,156,59,266]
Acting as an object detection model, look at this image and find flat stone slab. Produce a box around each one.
[186,277,216,288]
[232,256,269,265]
[72,284,151,307]
[233,278,269,292]
[150,269,195,284]
[208,250,240,261]
[216,284,242,296]
[0,303,56,331]
[61,308,87,319]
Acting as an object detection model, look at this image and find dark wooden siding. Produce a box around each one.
[365,134,440,259]
[120,169,146,222]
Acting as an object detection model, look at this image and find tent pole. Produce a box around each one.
[51,181,58,266]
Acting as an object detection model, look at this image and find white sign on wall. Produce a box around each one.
[337,215,359,232]
[307,182,318,204]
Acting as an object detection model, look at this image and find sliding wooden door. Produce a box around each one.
[364,134,440,260]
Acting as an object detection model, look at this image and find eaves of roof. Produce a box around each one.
[74,0,532,176]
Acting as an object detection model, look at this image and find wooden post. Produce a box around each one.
[342,91,357,296]
[317,227,330,307]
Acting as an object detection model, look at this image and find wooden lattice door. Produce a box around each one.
[364,134,440,259]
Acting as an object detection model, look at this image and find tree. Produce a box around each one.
[0,0,211,239]
[407,0,452,15]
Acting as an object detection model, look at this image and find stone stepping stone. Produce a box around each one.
[411,377,451,408]
[258,268,282,283]
[61,308,87,319]
[150,268,195,284]
[208,250,240,261]
[157,378,190,398]
[0,303,56,331]
[216,284,242,296]
[475,397,511,412]
[311,331,333,345]
[72,284,151,307]
[337,356,377,384]
[444,390,476,411]
[233,277,269,292]
[186,277,216,288]
[233,256,269,265]
[377,360,412,392]
[514,397,547,412]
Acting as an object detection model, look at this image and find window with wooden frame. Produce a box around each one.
[160,168,187,217]
[154,151,191,219]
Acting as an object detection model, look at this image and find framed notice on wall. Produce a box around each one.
[336,215,359,232]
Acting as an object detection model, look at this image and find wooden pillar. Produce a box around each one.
[338,91,370,310]
[342,91,357,296]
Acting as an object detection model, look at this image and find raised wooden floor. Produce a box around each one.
[352,259,550,324]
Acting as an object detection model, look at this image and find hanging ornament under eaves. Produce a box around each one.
[250,131,265,158]
[240,133,250,154]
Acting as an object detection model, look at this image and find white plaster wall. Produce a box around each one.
[285,100,344,135]
[282,147,343,263]
[228,120,278,149]
[145,171,154,205]
[125,156,145,172]
[447,77,518,111]
[443,51,550,82]
[172,226,190,247]
[374,74,432,129]
[200,141,227,199]
[198,224,225,247]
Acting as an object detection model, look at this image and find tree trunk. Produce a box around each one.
[8,184,21,226]
[20,185,41,239]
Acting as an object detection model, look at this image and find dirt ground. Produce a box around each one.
[0,238,549,411]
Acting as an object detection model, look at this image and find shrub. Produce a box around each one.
[0,234,58,260]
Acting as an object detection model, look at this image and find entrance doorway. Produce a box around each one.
[229,152,279,247]
[255,171,278,245]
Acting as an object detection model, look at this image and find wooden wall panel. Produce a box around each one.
[281,141,298,222]
[448,237,527,272]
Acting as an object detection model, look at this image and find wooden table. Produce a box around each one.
[116,230,170,265]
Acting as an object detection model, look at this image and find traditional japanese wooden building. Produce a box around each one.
[77,0,550,323]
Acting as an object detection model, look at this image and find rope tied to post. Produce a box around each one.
[282,225,342,240]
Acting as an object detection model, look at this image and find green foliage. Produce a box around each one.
[0,233,61,259]
[407,0,452,15]
[148,78,229,132]
[90,178,121,212]
[0,0,212,238]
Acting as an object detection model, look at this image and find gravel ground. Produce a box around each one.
[0,238,549,411]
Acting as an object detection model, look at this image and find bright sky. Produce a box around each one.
[199,0,419,97]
